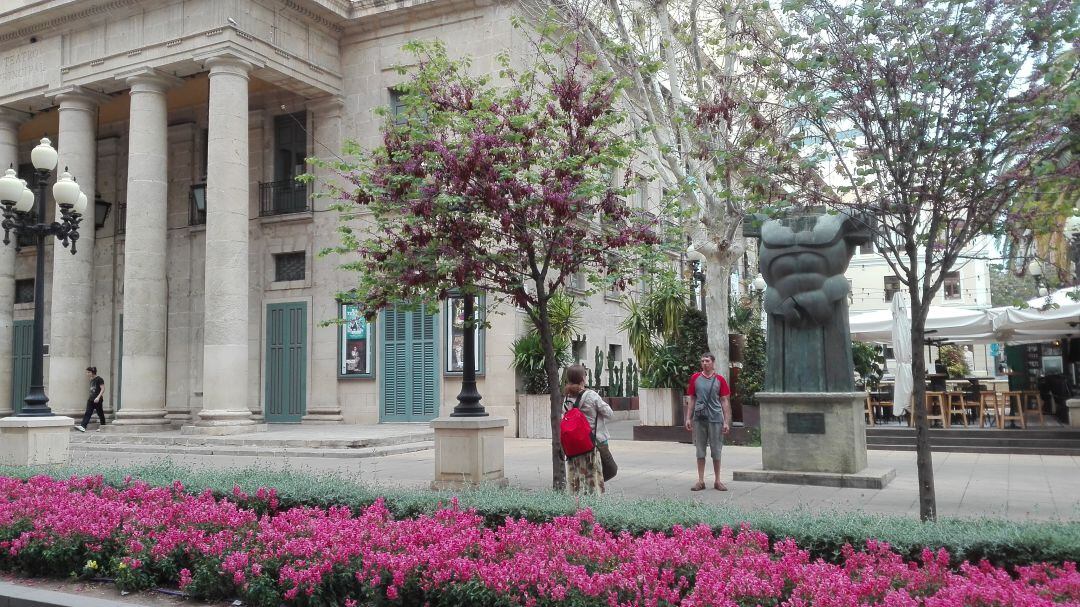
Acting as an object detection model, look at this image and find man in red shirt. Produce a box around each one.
[684,353,732,491]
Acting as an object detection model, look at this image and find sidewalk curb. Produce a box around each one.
[0,581,157,607]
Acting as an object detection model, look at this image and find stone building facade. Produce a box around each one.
[0,0,637,434]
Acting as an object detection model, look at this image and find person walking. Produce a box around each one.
[76,366,106,432]
[563,364,613,495]
[685,353,731,491]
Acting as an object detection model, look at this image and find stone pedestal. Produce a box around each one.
[1067,399,1080,428]
[431,416,509,489]
[0,416,74,466]
[732,392,893,489]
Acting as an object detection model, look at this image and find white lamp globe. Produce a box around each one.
[686,244,706,263]
[1029,259,1043,278]
[16,181,34,213]
[752,274,767,292]
[1065,215,1080,239]
[0,167,22,203]
[74,191,88,215]
[30,137,58,171]
[52,170,80,208]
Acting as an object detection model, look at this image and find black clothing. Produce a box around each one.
[81,399,105,428]
[89,376,104,400]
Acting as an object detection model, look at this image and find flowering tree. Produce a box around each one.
[518,2,802,377]
[318,39,659,489]
[757,0,1078,520]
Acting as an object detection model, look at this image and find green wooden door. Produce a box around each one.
[265,302,307,423]
[381,303,439,422]
[11,321,32,414]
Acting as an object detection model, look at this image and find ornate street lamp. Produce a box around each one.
[686,244,706,311]
[0,137,85,417]
[449,292,487,417]
[1029,258,1049,297]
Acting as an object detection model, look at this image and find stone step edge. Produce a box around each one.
[0,579,159,607]
[69,441,434,459]
[70,432,435,449]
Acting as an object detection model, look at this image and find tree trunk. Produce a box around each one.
[536,300,567,490]
[909,307,937,521]
[703,254,736,379]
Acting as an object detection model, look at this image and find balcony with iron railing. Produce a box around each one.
[259,180,310,217]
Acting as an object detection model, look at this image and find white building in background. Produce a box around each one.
[845,239,996,375]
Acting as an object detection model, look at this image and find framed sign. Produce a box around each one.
[339,303,374,378]
[445,295,484,375]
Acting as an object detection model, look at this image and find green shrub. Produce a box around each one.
[1,463,1076,569]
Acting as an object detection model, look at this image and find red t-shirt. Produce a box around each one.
[687,372,731,398]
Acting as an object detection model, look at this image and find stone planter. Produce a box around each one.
[516,393,556,439]
[639,388,683,426]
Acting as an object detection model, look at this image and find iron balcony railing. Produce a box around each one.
[258,180,310,217]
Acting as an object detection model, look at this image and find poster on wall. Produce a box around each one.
[446,295,483,374]
[340,303,372,377]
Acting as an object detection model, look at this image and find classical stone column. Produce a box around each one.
[47,87,107,418]
[113,69,178,429]
[191,54,258,433]
[305,96,344,424]
[0,109,24,418]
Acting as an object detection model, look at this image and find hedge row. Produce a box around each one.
[2,462,1077,568]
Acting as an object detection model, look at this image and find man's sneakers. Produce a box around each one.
[74,425,86,432]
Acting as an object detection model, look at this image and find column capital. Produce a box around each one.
[115,67,182,94]
[307,95,345,118]
[46,85,111,110]
[196,47,265,76]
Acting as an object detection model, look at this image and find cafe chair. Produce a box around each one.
[944,392,968,427]
[977,392,1001,428]
[1021,391,1045,426]
[925,392,948,428]
[999,392,1027,429]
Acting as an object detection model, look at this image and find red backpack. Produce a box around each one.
[560,393,595,459]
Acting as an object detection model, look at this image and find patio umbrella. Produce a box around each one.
[890,292,913,417]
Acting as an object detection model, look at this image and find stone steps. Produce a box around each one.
[70,430,434,450]
[866,427,1080,455]
[70,440,434,460]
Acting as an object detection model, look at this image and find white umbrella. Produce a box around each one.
[890,292,913,417]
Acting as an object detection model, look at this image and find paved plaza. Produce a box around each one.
[73,421,1080,521]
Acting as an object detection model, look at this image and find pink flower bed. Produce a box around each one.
[0,475,1077,606]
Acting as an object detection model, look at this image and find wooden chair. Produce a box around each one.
[1022,390,1046,426]
[999,392,1027,429]
[925,392,948,428]
[944,392,968,427]
[865,395,875,425]
[977,392,1001,428]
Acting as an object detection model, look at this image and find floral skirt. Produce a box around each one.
[567,449,604,494]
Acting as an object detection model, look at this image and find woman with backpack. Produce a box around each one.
[562,364,614,494]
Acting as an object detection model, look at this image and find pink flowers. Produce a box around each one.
[0,475,1075,606]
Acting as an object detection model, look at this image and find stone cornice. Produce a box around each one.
[115,67,184,91]
[282,0,348,33]
[0,0,140,45]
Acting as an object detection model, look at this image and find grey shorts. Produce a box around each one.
[693,420,724,460]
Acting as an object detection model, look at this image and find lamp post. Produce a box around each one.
[1065,216,1080,286]
[1029,258,1049,298]
[450,292,487,417]
[0,137,85,417]
[686,244,706,311]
